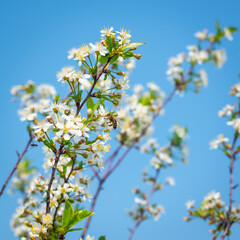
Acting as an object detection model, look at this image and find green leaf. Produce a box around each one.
[98,55,108,65]
[67,210,94,229]
[67,227,83,232]
[99,236,106,240]
[91,100,104,117]
[121,51,134,59]
[121,42,146,51]
[43,140,51,149]
[87,97,94,109]
[110,55,119,64]
[18,158,35,174]
[227,26,238,33]
[215,21,224,41]
[216,21,221,33]
[105,36,113,53]
[54,94,60,103]
[62,200,74,228]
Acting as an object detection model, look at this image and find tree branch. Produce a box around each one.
[0,132,33,198]
[220,131,238,240]
[46,145,64,213]
[76,56,113,116]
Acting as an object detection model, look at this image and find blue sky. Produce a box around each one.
[0,0,240,239]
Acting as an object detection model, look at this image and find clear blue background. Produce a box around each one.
[1,0,240,239]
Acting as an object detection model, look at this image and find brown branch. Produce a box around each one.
[220,131,238,240]
[128,217,144,240]
[0,132,33,198]
[76,56,113,116]
[81,88,177,238]
[65,156,76,183]
[46,145,64,213]
[53,204,61,229]
[81,179,103,238]
[90,166,101,182]
[128,169,160,240]
[91,144,123,181]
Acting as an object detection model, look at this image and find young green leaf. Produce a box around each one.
[99,236,106,240]
[62,200,74,228]
[67,227,83,232]
[121,42,146,51]
[67,210,94,229]
[87,97,94,109]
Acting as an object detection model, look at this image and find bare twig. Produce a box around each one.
[0,132,33,197]
[128,217,144,240]
[81,179,103,238]
[128,170,160,240]
[220,132,238,240]
[91,144,123,181]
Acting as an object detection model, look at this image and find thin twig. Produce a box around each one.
[128,217,144,240]
[0,132,33,197]
[91,144,122,181]
[76,56,113,116]
[81,179,103,238]
[90,166,101,182]
[128,170,160,240]
[65,156,76,183]
[46,145,64,213]
[220,129,238,240]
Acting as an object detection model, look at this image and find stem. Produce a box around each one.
[81,180,103,238]
[76,56,113,116]
[46,145,64,213]
[220,131,238,240]
[91,144,122,181]
[0,132,33,198]
[128,169,160,240]
[128,217,143,240]
[65,156,76,183]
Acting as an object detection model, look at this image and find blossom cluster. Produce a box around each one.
[11,80,56,122]
[116,83,165,145]
[185,191,240,239]
[10,27,145,240]
[167,24,236,94]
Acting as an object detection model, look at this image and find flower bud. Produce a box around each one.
[53,137,61,144]
[87,147,93,152]
[82,152,88,158]
[53,107,59,114]
[117,71,125,76]
[25,209,32,215]
[46,116,54,124]
[134,54,142,60]
[64,109,71,116]
[112,100,119,106]
[33,119,39,125]
[115,84,122,90]
[24,221,32,227]
[97,135,104,140]
[39,174,45,179]
[88,159,94,164]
